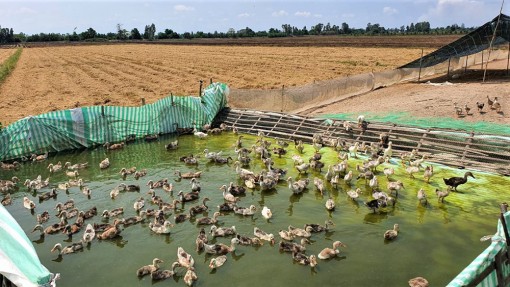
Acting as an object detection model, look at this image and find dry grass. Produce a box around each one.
[0,49,15,64]
[0,44,433,125]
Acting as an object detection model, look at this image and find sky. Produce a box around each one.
[0,0,508,35]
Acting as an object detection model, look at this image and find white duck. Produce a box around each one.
[209,255,227,269]
[261,206,272,220]
[177,247,195,268]
[318,241,347,260]
[325,197,335,211]
[23,197,35,210]
[99,158,110,169]
[254,227,275,244]
[347,188,362,200]
[149,220,174,234]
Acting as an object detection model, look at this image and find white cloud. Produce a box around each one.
[295,11,311,17]
[383,7,398,15]
[174,4,194,12]
[238,13,250,18]
[272,10,288,17]
[419,0,485,25]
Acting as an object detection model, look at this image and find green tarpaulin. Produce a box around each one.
[0,83,229,161]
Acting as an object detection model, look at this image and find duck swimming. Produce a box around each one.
[137,258,163,277]
[443,171,475,191]
[318,241,347,260]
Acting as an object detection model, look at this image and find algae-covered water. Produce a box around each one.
[2,132,509,287]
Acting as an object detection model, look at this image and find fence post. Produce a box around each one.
[281,85,284,113]
[199,80,204,97]
[507,42,510,75]
[481,50,484,70]
[418,48,424,81]
[447,58,451,79]
[141,98,146,106]
[464,55,468,74]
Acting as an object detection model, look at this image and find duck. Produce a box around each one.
[261,206,272,220]
[195,228,208,251]
[57,182,71,192]
[383,167,394,179]
[423,165,434,183]
[304,220,335,233]
[219,185,239,203]
[50,241,84,255]
[23,197,36,210]
[31,152,48,162]
[383,141,393,159]
[365,199,383,213]
[134,169,148,180]
[325,197,335,211]
[218,202,237,212]
[147,179,168,189]
[190,178,201,192]
[38,188,58,202]
[203,238,240,255]
[384,223,399,240]
[369,176,379,191]
[82,223,96,243]
[343,171,353,184]
[122,212,146,226]
[149,220,174,234]
[147,189,163,204]
[435,188,450,203]
[110,188,120,199]
[295,163,310,174]
[292,251,318,267]
[97,219,123,239]
[165,139,179,150]
[278,229,295,241]
[64,161,88,171]
[405,166,420,179]
[47,162,63,173]
[82,186,92,197]
[289,225,313,238]
[66,170,79,178]
[136,258,164,277]
[118,183,140,192]
[32,222,66,235]
[287,177,307,194]
[214,156,233,164]
[387,180,404,196]
[209,255,227,269]
[178,190,200,203]
[189,197,210,216]
[55,199,75,212]
[36,211,50,224]
[228,182,246,196]
[348,142,359,158]
[254,227,275,244]
[177,247,195,268]
[318,241,347,259]
[279,238,310,252]
[102,207,124,218]
[196,211,221,225]
[174,212,191,223]
[133,197,145,212]
[150,262,180,280]
[345,188,361,200]
[174,170,202,179]
[443,171,475,191]
[210,225,237,237]
[236,234,263,246]
[313,177,325,195]
[417,188,428,205]
[1,193,12,206]
[193,128,208,139]
[183,267,198,287]
[99,158,110,169]
[234,205,257,216]
[104,142,125,150]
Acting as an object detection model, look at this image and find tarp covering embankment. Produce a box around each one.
[0,83,229,161]
[0,205,57,286]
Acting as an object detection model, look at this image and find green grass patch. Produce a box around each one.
[320,111,510,136]
[0,48,23,84]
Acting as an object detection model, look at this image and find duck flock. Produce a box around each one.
[0,122,477,286]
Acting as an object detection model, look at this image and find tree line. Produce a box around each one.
[0,21,475,43]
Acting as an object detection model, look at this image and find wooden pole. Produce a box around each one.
[483,5,505,82]
[199,80,203,97]
[507,42,510,75]
[418,48,424,81]
[464,55,468,73]
[281,85,284,113]
[141,98,145,106]
[481,50,484,70]
[447,58,451,79]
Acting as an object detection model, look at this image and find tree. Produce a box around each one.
[131,28,142,40]
[144,23,156,40]
[341,22,350,34]
[116,23,128,40]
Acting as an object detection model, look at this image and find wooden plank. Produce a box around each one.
[461,132,475,164]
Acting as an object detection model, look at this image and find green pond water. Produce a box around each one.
[2,132,509,287]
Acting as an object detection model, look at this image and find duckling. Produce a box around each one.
[196,228,208,251]
[234,205,257,216]
[347,188,362,200]
[364,199,383,213]
[203,238,240,255]
[162,182,174,192]
[190,178,201,192]
[159,199,180,212]
[325,197,335,211]
[31,152,48,162]
[177,247,195,268]
[219,185,239,203]
[287,177,307,194]
[214,156,233,164]
[295,163,310,174]
[348,142,359,158]
[443,171,475,191]
[210,225,236,237]
[423,165,434,183]
[289,225,313,238]
[99,158,110,169]
[313,177,325,195]
[261,206,272,220]
[57,182,71,192]
[435,188,450,203]
[64,161,88,171]
[217,202,237,212]
[81,186,92,197]
[137,258,164,277]
[118,183,140,192]
[476,101,485,113]
[384,223,399,240]
[383,141,393,159]
[102,207,124,218]
[254,227,275,244]
[174,211,191,223]
[184,267,198,287]
[292,250,318,267]
[279,229,295,241]
[165,139,179,150]
[343,171,353,184]
[174,170,202,179]
[405,166,420,179]
[453,102,463,116]
[209,255,227,269]
[38,188,58,202]
[151,262,180,280]
[387,180,404,196]
[134,169,148,180]
[196,211,221,225]
[189,197,210,216]
[104,142,125,150]
[110,187,120,199]
[228,182,246,196]
[147,189,163,204]
[119,167,136,179]
[318,241,347,260]
[487,95,495,108]
[82,206,97,220]
[23,197,36,210]
[82,223,96,243]
[47,162,63,173]
[35,211,50,224]
[32,222,65,235]
[304,220,335,233]
[383,167,394,179]
[236,234,263,246]
[417,188,427,205]
[50,241,84,255]
[193,128,208,139]
[279,238,309,253]
[492,97,502,112]
[369,176,379,191]
[149,220,174,234]
[65,170,79,178]
[178,190,200,203]
[133,197,145,212]
[68,178,83,188]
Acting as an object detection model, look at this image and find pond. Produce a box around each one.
[1,131,509,287]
